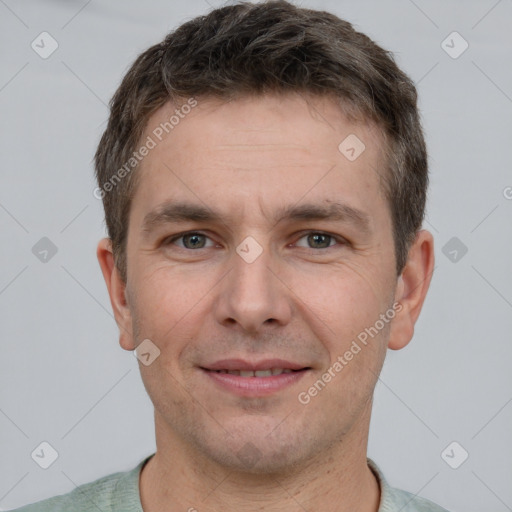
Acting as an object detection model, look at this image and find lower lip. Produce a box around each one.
[202,369,309,397]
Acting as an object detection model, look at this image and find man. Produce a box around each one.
[11,1,446,510]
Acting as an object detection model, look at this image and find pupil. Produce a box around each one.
[182,234,330,249]
[186,234,204,248]
[310,234,329,248]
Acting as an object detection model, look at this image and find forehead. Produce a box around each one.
[130,93,389,232]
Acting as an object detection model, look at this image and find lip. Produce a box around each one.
[200,359,311,397]
[202,358,307,372]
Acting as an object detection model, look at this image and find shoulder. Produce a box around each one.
[7,471,125,512]
[7,455,152,512]
[382,486,451,512]
[368,458,451,512]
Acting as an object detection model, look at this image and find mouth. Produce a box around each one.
[200,359,311,396]
[209,368,300,377]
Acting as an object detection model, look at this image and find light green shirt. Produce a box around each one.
[9,454,450,511]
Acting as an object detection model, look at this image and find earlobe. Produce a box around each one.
[96,238,136,351]
[388,230,435,351]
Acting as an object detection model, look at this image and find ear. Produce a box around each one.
[388,229,435,350]
[96,238,136,351]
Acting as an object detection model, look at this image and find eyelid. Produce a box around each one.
[164,230,348,250]
[292,230,348,250]
[301,230,345,240]
[165,231,217,248]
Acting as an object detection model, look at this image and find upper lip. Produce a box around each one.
[202,359,310,371]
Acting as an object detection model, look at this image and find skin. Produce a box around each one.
[97,92,434,512]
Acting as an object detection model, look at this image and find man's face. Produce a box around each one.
[120,94,402,471]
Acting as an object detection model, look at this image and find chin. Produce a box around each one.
[192,420,322,475]
[206,442,304,475]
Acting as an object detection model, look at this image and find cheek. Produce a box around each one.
[134,262,210,320]
[130,264,215,362]
[283,260,388,350]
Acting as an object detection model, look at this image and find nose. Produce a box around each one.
[214,243,292,334]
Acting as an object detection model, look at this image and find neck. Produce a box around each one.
[140,411,380,512]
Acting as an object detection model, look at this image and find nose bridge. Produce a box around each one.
[233,243,273,298]
[215,237,291,332]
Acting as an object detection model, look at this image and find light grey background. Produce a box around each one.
[1,1,511,511]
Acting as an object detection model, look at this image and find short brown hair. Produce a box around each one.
[94,0,428,283]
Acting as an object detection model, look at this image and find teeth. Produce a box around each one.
[214,368,296,377]
[255,370,272,377]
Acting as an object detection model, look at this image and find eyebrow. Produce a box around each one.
[141,200,372,236]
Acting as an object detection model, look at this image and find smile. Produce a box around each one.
[201,362,311,396]
[211,368,298,377]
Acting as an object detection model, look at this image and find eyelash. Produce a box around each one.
[163,231,348,252]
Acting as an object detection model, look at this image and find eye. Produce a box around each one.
[165,232,216,250]
[163,230,347,252]
[294,232,346,250]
